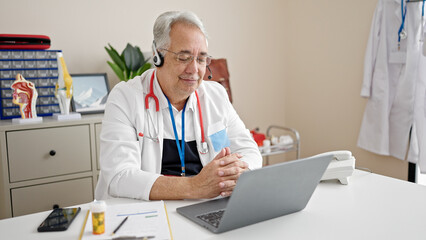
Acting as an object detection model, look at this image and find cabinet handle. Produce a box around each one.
[49,150,56,156]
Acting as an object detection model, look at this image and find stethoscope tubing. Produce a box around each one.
[143,71,209,154]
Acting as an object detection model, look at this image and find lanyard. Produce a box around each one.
[398,0,410,50]
[142,71,209,155]
[165,96,188,176]
[422,0,426,42]
[423,0,426,17]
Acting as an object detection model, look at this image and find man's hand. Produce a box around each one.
[149,147,249,200]
[189,147,249,198]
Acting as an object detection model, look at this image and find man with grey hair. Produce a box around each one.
[95,11,262,201]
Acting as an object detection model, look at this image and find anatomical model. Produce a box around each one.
[11,74,38,119]
[55,52,73,114]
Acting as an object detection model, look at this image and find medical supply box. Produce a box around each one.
[0,49,61,119]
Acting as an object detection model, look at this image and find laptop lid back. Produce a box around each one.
[216,154,332,232]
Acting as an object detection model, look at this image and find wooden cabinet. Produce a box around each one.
[95,123,102,170]
[0,114,103,219]
[7,125,92,182]
[11,177,93,217]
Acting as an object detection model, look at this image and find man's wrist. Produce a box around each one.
[182,176,196,199]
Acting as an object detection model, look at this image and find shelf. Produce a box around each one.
[260,146,298,157]
[260,125,300,165]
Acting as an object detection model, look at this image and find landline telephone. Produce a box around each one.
[315,150,355,185]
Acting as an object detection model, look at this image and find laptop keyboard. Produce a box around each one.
[196,210,225,228]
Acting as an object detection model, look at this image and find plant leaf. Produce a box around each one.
[107,61,125,81]
[107,43,120,58]
[135,46,146,66]
[122,43,141,72]
[106,44,126,69]
[124,67,130,80]
[135,63,152,76]
[105,44,126,71]
[122,44,133,71]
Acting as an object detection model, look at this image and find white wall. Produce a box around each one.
[0,0,409,180]
[0,0,287,130]
[283,0,408,179]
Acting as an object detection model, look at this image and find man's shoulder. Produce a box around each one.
[201,80,227,95]
[202,79,223,88]
[115,76,143,90]
[107,76,145,107]
[199,80,231,105]
[112,69,152,92]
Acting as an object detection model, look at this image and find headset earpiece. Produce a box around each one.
[152,41,164,67]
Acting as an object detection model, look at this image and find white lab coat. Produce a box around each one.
[95,69,262,200]
[358,0,426,171]
[413,43,426,172]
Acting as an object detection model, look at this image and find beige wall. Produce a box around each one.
[0,0,408,180]
[283,0,407,180]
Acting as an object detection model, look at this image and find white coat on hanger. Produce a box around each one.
[358,0,426,171]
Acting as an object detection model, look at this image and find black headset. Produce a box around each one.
[152,41,164,67]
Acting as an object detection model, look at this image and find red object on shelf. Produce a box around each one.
[250,129,266,146]
[0,34,51,49]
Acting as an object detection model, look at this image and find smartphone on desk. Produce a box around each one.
[37,207,81,232]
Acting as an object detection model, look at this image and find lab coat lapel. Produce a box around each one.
[194,84,213,166]
[188,90,208,166]
[141,69,164,173]
[153,72,165,163]
[393,0,401,22]
[156,108,164,162]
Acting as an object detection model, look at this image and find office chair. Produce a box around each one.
[203,58,232,103]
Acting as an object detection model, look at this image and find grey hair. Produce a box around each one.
[153,11,208,50]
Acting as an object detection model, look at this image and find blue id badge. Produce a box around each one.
[209,129,231,152]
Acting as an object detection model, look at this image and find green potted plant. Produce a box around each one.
[105,43,151,81]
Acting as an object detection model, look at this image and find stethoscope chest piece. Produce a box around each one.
[199,141,208,154]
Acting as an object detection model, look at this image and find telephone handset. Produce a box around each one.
[315,150,355,185]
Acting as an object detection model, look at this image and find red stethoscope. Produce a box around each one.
[140,71,209,154]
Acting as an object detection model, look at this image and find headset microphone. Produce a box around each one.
[207,66,212,79]
[152,41,164,67]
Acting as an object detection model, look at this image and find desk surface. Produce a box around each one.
[1,170,426,240]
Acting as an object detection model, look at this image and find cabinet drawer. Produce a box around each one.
[11,177,93,217]
[7,125,92,182]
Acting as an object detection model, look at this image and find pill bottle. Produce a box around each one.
[271,136,279,145]
[263,139,271,153]
[90,200,106,235]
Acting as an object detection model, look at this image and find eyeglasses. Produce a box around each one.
[159,48,212,66]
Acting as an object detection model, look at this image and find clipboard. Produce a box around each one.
[81,201,172,240]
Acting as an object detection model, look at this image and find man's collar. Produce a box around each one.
[153,76,169,111]
[155,86,196,113]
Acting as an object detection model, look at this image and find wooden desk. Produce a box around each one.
[1,170,426,239]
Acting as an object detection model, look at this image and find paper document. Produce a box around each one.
[82,201,172,240]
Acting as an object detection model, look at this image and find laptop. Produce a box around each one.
[177,154,332,233]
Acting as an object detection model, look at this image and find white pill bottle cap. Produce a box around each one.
[90,200,106,213]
